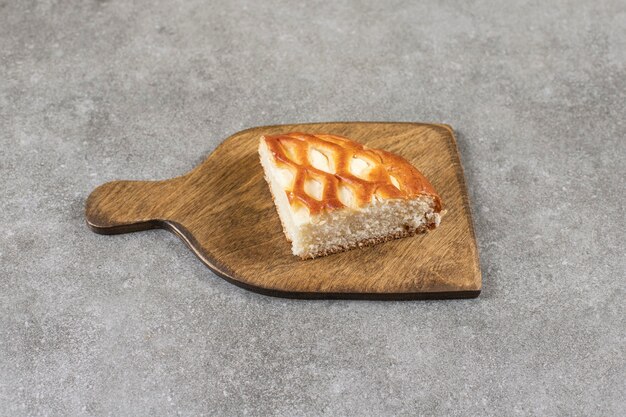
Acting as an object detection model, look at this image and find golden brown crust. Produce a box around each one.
[261,133,442,216]
[298,223,435,259]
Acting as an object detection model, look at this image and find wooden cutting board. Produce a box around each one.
[86,122,481,299]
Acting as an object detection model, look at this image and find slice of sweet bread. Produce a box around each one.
[258,132,443,259]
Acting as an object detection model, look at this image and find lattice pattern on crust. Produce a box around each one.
[261,132,442,215]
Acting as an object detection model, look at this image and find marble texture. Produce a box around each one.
[1,0,624,415]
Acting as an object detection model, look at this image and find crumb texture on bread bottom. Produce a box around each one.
[298,224,432,259]
[290,198,440,259]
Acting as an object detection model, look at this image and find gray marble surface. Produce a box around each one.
[1,1,625,415]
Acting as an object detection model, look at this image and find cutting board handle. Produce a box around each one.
[85,179,178,235]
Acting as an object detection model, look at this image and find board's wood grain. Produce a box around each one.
[85,122,481,299]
